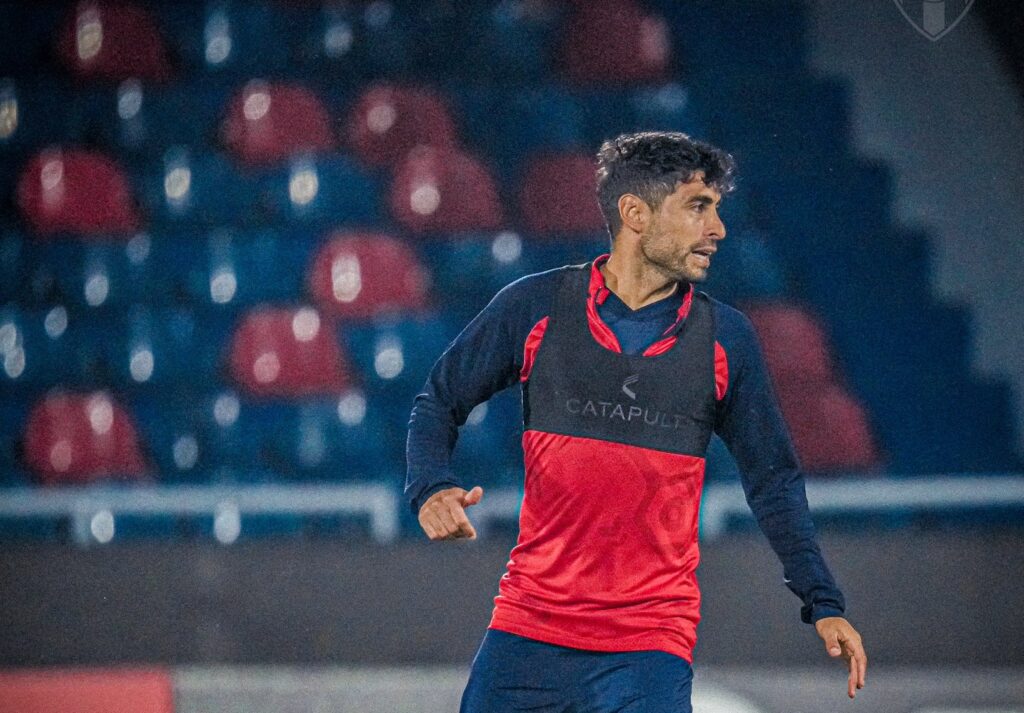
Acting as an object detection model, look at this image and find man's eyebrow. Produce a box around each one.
[687,195,721,206]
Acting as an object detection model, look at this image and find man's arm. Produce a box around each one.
[715,304,866,697]
[405,270,557,519]
[713,305,845,623]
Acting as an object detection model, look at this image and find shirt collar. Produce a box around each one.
[588,254,694,335]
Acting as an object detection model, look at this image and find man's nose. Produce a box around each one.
[709,213,726,241]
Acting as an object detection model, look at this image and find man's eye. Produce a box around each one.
[692,204,705,212]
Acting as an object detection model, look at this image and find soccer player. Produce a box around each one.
[405,131,868,712]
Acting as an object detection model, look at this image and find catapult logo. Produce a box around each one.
[621,374,639,400]
[565,374,689,429]
[893,0,974,42]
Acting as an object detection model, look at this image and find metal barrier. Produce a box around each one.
[1,474,1022,546]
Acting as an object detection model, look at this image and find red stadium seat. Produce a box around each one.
[0,668,173,713]
[307,232,430,320]
[221,81,335,167]
[55,2,173,82]
[778,384,882,473]
[345,83,459,168]
[519,153,606,235]
[389,146,503,234]
[745,303,836,387]
[23,392,148,485]
[228,306,352,397]
[16,148,141,237]
[559,0,671,85]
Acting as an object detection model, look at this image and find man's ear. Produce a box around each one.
[617,194,648,235]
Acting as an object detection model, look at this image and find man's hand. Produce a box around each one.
[418,486,484,541]
[815,616,867,699]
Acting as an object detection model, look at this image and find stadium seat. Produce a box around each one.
[307,231,430,320]
[137,147,265,225]
[155,3,292,77]
[55,1,174,83]
[0,80,78,157]
[0,305,91,392]
[221,80,335,167]
[180,229,313,308]
[341,316,460,400]
[22,391,148,485]
[17,148,141,237]
[36,236,175,309]
[97,307,227,390]
[745,303,837,387]
[452,86,585,185]
[578,84,707,151]
[778,384,882,473]
[389,146,503,235]
[264,395,400,480]
[259,155,382,226]
[518,153,606,236]
[71,82,229,155]
[228,306,353,398]
[700,229,788,303]
[345,83,459,168]
[460,1,563,81]
[418,233,542,319]
[558,0,671,86]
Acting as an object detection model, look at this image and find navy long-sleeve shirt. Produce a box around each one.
[405,258,845,625]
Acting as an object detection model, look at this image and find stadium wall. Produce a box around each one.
[806,0,1024,456]
[1,529,1021,668]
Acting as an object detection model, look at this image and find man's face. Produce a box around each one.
[638,173,726,283]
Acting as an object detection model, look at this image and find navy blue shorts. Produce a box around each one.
[459,629,693,713]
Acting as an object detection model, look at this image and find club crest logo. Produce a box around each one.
[893,0,975,42]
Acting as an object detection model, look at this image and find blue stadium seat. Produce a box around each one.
[290,2,416,78]
[0,305,91,392]
[460,2,564,81]
[155,2,292,77]
[96,307,229,391]
[139,149,263,226]
[73,83,230,156]
[260,155,382,227]
[0,81,77,158]
[578,84,707,150]
[341,316,461,402]
[453,86,586,184]
[33,237,175,310]
[178,228,315,309]
[701,229,788,303]
[263,395,400,481]
[418,234,551,319]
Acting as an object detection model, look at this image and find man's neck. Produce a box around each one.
[601,249,679,311]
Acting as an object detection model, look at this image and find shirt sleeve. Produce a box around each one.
[404,271,557,515]
[714,304,846,624]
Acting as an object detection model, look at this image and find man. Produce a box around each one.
[406,131,867,712]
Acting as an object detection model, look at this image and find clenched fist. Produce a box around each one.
[418,486,484,541]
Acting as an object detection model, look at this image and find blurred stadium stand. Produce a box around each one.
[0,0,1020,550]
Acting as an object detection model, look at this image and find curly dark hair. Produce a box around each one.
[595,131,736,238]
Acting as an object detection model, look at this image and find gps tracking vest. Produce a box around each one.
[488,265,718,663]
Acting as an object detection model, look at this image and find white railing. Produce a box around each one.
[1,474,1022,546]
[0,483,399,546]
